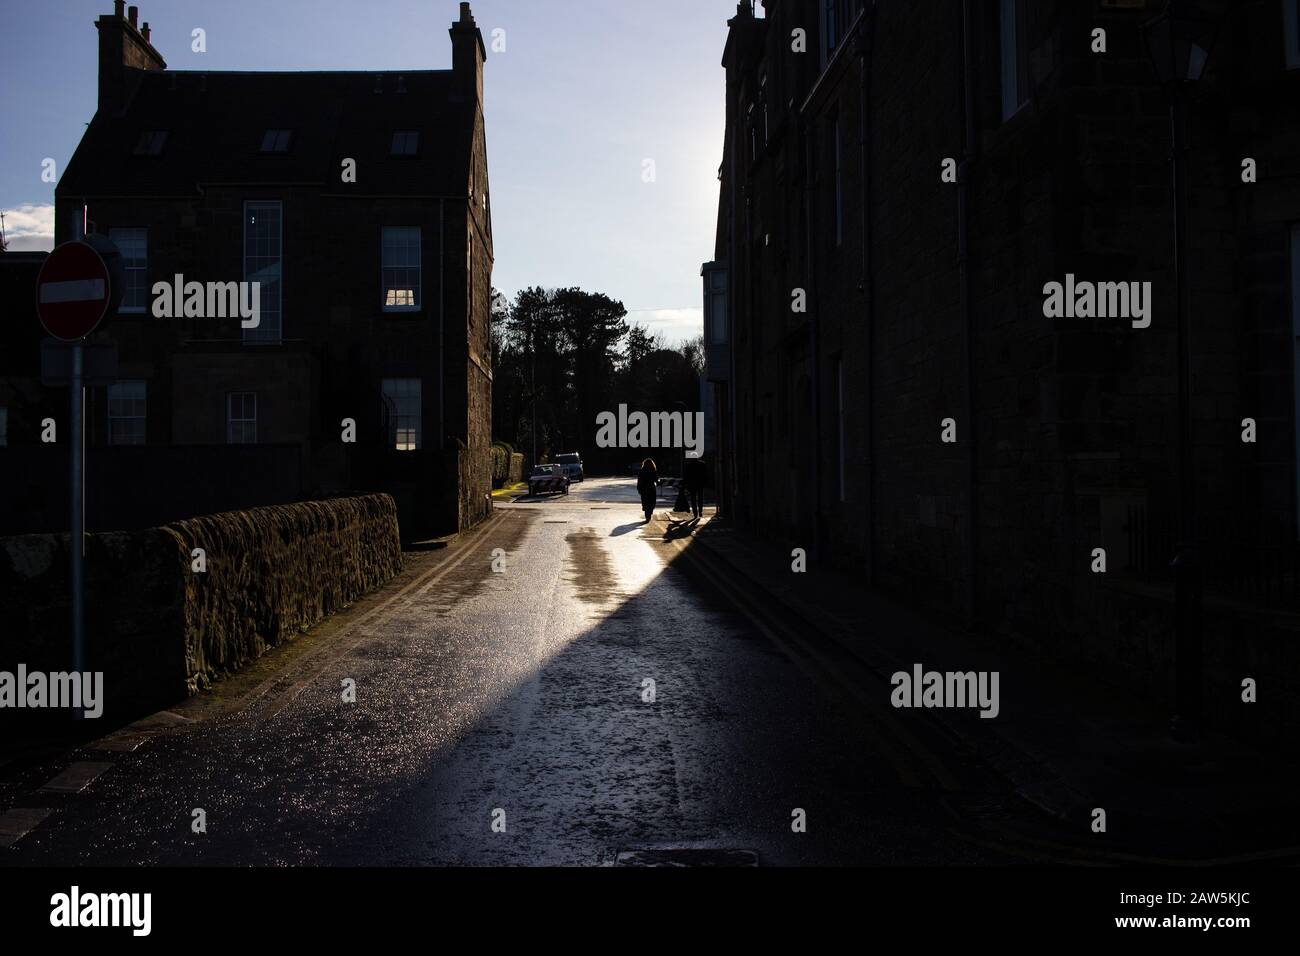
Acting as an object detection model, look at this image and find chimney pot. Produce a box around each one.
[114,0,125,17]
[127,5,138,27]
[459,2,472,22]
[142,22,150,41]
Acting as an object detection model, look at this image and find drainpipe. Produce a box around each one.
[439,198,446,451]
[804,121,822,560]
[728,76,739,521]
[959,0,980,629]
[859,4,876,584]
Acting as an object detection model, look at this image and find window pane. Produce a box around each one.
[382,378,423,451]
[711,291,728,344]
[1000,0,1022,121]
[382,227,421,311]
[107,381,146,446]
[244,201,283,344]
[227,392,258,444]
[109,228,148,311]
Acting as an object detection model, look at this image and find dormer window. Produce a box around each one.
[133,130,168,156]
[391,130,420,156]
[259,129,293,153]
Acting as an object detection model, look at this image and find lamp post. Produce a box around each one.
[1142,0,1223,742]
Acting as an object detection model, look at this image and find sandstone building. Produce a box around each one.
[2,1,494,537]
[708,0,1300,741]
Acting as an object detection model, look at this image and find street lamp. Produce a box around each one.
[1141,0,1224,742]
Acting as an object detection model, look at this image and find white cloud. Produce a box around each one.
[634,307,703,347]
[2,202,55,251]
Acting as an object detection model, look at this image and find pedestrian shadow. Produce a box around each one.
[663,517,700,542]
[611,521,647,537]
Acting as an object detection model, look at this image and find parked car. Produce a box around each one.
[555,453,585,483]
[528,464,570,497]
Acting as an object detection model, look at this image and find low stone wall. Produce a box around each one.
[0,495,402,723]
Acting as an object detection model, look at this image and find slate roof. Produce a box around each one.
[59,69,474,198]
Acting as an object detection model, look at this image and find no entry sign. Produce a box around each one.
[36,240,114,341]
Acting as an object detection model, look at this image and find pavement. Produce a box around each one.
[2,477,1294,865]
[671,507,1300,864]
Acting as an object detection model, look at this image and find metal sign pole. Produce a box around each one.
[70,339,85,685]
[70,206,86,701]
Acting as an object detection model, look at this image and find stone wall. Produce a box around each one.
[0,495,402,723]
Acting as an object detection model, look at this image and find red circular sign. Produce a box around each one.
[36,240,112,341]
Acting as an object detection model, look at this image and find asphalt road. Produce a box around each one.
[2,478,1017,866]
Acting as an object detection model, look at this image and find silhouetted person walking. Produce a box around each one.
[636,458,658,523]
[683,455,707,520]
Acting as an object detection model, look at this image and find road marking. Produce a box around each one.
[0,808,55,847]
[40,762,113,794]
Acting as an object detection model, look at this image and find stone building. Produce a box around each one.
[3,1,494,537]
[708,0,1300,741]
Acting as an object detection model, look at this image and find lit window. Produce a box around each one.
[108,228,147,312]
[1000,0,1027,121]
[227,392,258,444]
[391,130,420,156]
[133,131,168,156]
[107,381,146,446]
[243,201,283,345]
[382,227,421,311]
[382,379,422,452]
[259,129,292,153]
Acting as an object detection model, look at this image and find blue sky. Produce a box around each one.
[0,0,740,344]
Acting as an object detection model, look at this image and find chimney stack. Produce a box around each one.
[142,22,150,42]
[449,2,486,105]
[96,2,167,116]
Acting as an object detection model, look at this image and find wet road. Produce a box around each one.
[2,478,1012,866]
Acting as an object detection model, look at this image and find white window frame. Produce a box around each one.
[107,380,146,446]
[243,200,283,345]
[108,227,148,313]
[1000,0,1027,122]
[227,392,258,445]
[1286,0,1300,69]
[382,227,422,313]
[382,378,423,452]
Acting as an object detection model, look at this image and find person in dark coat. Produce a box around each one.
[636,458,659,523]
[682,455,707,520]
